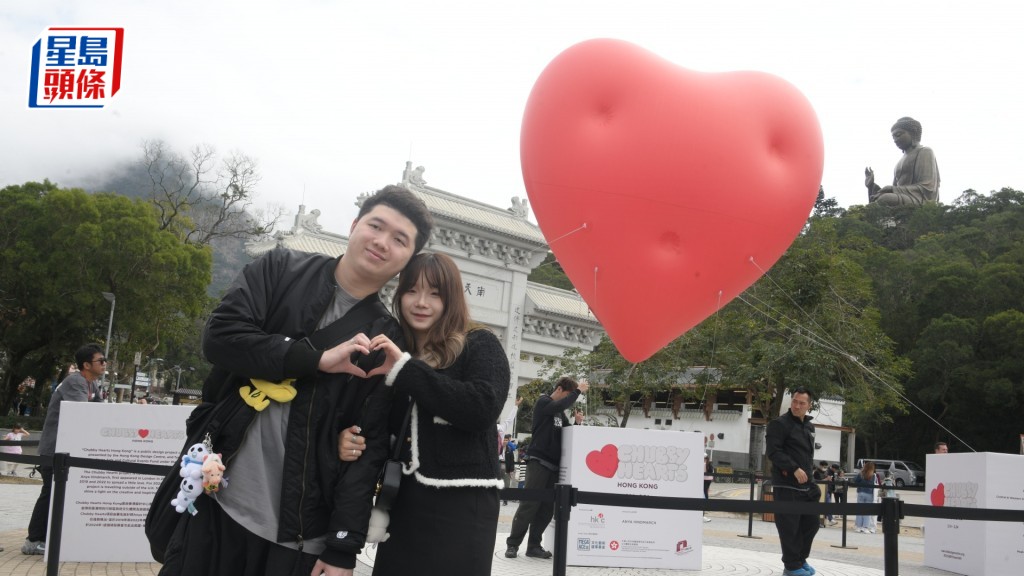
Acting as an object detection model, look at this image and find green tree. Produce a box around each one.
[718,218,909,447]
[527,252,575,291]
[846,187,1024,457]
[0,182,211,412]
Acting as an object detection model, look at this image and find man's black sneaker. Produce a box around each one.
[525,546,553,559]
[504,546,518,558]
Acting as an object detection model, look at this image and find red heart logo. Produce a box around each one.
[930,483,945,507]
[585,444,619,478]
[138,429,149,439]
[521,39,823,362]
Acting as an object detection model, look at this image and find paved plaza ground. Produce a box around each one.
[0,477,957,576]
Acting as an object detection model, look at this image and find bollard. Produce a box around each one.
[738,472,762,539]
[552,483,576,576]
[47,453,70,576]
[881,496,901,576]
[831,479,857,550]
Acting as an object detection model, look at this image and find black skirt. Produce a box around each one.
[372,478,499,576]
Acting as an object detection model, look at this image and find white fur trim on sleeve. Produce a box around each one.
[384,352,412,387]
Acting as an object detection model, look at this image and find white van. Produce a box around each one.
[853,459,925,487]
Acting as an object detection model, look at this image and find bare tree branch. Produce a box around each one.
[140,140,282,246]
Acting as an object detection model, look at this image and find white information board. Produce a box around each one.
[52,402,195,562]
[560,427,704,569]
[924,452,1024,576]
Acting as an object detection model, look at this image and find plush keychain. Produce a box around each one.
[172,433,225,515]
[171,477,203,515]
[180,442,208,480]
[366,507,391,544]
[202,452,227,493]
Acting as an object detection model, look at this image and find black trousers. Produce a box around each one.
[773,485,820,570]
[506,460,557,549]
[158,497,318,576]
[27,465,53,542]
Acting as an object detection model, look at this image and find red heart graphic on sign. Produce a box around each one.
[930,483,945,507]
[521,39,823,362]
[138,429,149,439]
[585,444,619,478]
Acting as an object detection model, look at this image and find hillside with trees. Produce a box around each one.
[531,188,1024,462]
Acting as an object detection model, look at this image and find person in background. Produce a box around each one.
[2,424,27,476]
[502,434,518,505]
[825,464,840,526]
[25,344,105,556]
[505,377,589,560]
[496,397,521,505]
[882,470,896,499]
[812,461,833,527]
[765,387,820,576]
[853,461,878,533]
[702,453,714,523]
[934,442,949,454]
[516,444,528,489]
[364,253,511,576]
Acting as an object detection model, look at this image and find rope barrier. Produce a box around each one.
[2,451,1021,576]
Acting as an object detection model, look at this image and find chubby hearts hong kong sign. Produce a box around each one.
[563,427,703,497]
[584,442,691,490]
[561,427,705,569]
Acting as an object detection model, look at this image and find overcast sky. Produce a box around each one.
[3,1,1022,235]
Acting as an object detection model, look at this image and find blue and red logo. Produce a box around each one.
[29,27,124,108]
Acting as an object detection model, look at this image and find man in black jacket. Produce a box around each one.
[765,387,821,576]
[505,376,588,560]
[158,186,432,576]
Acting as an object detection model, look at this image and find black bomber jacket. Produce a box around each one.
[201,246,401,569]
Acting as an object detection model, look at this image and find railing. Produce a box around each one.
[2,445,1022,576]
[0,441,169,576]
[499,468,1024,576]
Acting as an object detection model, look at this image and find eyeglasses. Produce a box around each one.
[89,358,108,364]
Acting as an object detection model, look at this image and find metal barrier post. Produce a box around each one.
[552,483,575,576]
[46,452,70,576]
[737,472,762,539]
[831,480,857,550]
[881,497,901,576]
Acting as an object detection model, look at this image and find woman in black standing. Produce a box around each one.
[367,253,510,576]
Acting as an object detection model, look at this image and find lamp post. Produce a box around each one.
[173,365,195,390]
[149,358,164,396]
[101,292,115,400]
[170,365,195,404]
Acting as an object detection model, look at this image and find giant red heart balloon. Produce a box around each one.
[521,39,824,362]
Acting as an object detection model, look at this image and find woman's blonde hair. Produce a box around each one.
[393,253,472,369]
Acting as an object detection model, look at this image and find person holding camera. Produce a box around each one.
[505,377,588,560]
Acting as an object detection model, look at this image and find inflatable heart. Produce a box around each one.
[585,444,620,478]
[521,39,824,362]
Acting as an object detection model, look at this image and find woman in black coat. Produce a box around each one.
[364,253,510,576]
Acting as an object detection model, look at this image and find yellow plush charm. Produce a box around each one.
[239,378,297,411]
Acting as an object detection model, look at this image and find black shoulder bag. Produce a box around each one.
[375,400,412,511]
